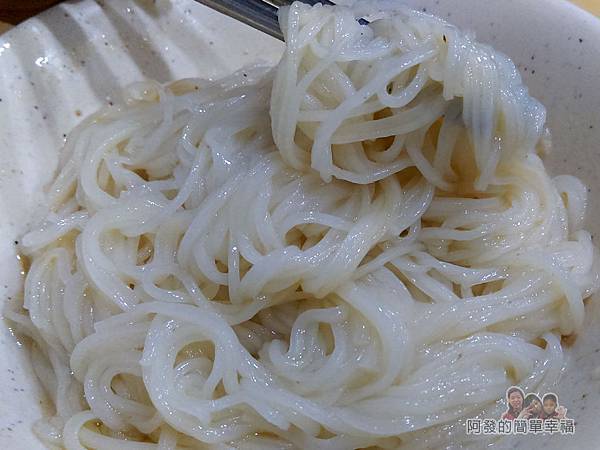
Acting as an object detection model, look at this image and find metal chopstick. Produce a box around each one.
[196,0,283,40]
[194,0,368,42]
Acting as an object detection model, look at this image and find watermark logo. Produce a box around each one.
[466,386,574,436]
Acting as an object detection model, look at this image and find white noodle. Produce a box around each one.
[5,1,599,449]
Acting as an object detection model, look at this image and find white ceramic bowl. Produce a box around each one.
[0,1,599,448]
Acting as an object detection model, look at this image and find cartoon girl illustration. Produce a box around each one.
[501,386,526,420]
[541,393,567,421]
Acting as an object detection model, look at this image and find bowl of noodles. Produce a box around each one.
[1,0,600,449]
